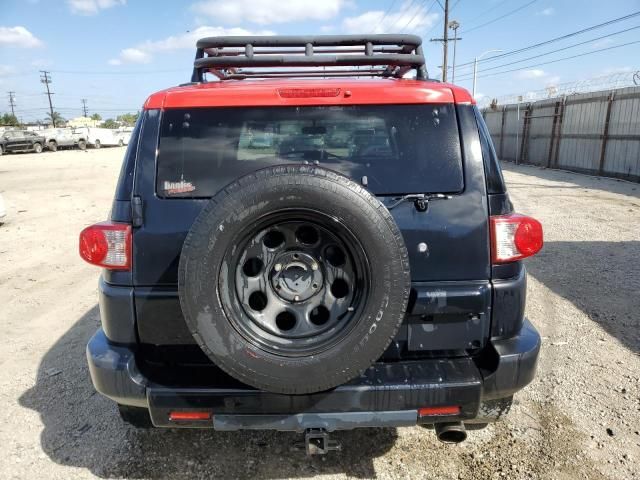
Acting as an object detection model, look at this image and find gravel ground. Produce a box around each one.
[0,149,639,479]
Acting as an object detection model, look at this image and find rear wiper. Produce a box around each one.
[387,193,452,212]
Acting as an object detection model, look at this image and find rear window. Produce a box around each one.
[156,105,463,197]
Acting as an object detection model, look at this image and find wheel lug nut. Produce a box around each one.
[311,263,318,271]
[274,263,282,272]
[294,295,300,302]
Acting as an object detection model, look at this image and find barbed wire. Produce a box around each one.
[478,70,640,107]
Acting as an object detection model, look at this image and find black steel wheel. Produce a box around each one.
[227,214,368,356]
[179,166,410,394]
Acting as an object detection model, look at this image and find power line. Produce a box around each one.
[420,0,445,38]
[374,0,399,32]
[39,71,56,127]
[456,10,640,68]
[462,0,508,23]
[459,39,640,81]
[399,0,431,32]
[461,0,539,34]
[387,0,419,31]
[455,24,640,79]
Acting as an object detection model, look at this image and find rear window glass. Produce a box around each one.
[156,105,463,197]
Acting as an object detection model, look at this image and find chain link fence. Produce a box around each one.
[482,78,640,183]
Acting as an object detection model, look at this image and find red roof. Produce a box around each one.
[143,78,475,110]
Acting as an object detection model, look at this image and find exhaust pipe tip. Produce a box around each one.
[434,422,467,444]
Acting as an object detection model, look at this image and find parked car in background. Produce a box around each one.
[72,127,120,148]
[0,130,45,154]
[115,127,133,146]
[42,128,78,151]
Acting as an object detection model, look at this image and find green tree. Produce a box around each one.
[46,111,64,127]
[101,118,118,129]
[0,113,19,126]
[90,113,102,121]
[116,112,139,126]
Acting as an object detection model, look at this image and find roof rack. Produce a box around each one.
[191,35,428,82]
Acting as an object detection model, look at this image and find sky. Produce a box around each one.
[1,0,639,122]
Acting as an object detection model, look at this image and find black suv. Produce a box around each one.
[80,35,543,453]
[0,129,46,154]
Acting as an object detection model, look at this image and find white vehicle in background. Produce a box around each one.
[115,127,133,146]
[42,128,78,152]
[72,127,120,149]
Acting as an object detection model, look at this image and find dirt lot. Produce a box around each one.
[0,148,639,480]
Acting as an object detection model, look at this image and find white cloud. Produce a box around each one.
[0,26,43,48]
[121,48,151,64]
[31,58,53,68]
[67,0,126,15]
[591,37,613,49]
[190,0,347,25]
[517,69,547,79]
[0,65,16,77]
[343,3,438,34]
[601,66,633,75]
[108,26,275,65]
[537,7,555,16]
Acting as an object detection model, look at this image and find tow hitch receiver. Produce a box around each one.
[297,429,341,455]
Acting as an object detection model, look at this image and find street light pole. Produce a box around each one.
[448,21,460,83]
[472,49,503,97]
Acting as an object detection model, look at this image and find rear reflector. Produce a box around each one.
[169,411,212,421]
[490,214,543,263]
[79,222,131,270]
[277,88,341,98]
[418,406,461,416]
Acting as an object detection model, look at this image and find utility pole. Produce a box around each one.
[40,70,56,127]
[81,98,88,117]
[442,0,449,82]
[448,20,461,83]
[430,0,456,82]
[8,91,16,117]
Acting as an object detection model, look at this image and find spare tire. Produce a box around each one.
[179,166,410,394]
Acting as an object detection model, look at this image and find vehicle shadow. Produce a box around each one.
[19,305,397,479]
[526,241,640,353]
[501,161,640,199]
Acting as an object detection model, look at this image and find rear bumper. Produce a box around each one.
[87,320,540,429]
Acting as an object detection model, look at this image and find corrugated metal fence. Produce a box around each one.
[482,86,640,182]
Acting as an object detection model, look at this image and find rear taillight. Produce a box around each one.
[490,214,543,263]
[79,222,131,270]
